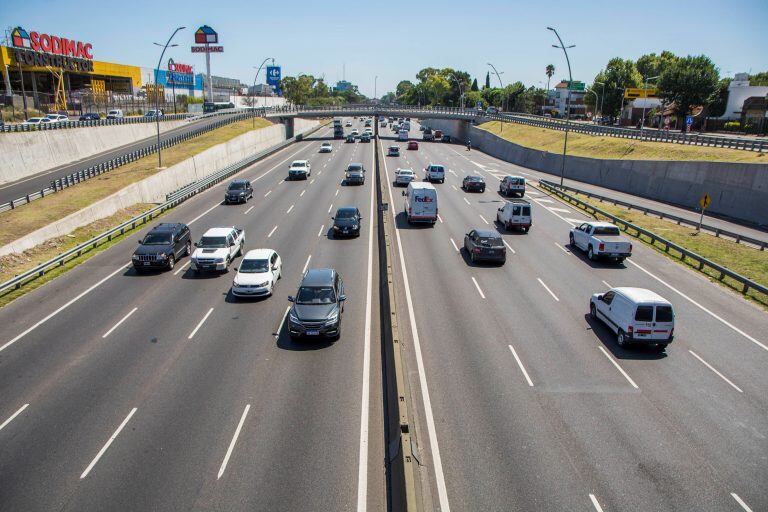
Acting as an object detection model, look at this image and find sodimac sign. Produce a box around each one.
[10,26,94,72]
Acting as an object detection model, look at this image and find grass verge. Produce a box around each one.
[478,121,767,163]
[538,185,768,309]
[0,117,273,247]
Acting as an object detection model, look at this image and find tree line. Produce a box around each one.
[278,74,366,105]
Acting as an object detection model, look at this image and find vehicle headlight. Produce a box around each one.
[157,253,168,260]
[132,254,139,260]
[333,226,339,230]
[289,310,300,323]
[325,311,339,325]
[351,224,359,229]
[215,257,225,263]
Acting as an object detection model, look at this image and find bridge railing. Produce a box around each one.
[1,112,192,133]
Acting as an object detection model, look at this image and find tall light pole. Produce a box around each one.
[594,80,605,122]
[374,75,378,101]
[547,26,575,186]
[487,62,505,133]
[252,57,274,127]
[640,75,659,139]
[450,74,464,109]
[153,26,185,169]
[586,88,598,121]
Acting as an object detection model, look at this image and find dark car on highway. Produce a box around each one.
[79,113,101,121]
[346,134,356,143]
[225,179,253,204]
[462,175,486,192]
[345,163,365,186]
[287,268,346,340]
[442,135,451,143]
[132,222,191,271]
[331,206,362,237]
[464,229,506,264]
[360,133,371,142]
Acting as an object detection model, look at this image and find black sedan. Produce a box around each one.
[462,175,486,192]
[464,229,506,264]
[346,134,356,143]
[331,206,362,238]
[79,113,101,121]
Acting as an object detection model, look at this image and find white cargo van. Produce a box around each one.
[590,287,675,351]
[496,199,532,232]
[398,129,409,141]
[401,121,411,131]
[402,182,438,225]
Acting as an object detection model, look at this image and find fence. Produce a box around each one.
[537,179,768,300]
[1,112,191,133]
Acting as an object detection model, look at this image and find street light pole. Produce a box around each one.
[587,88,598,121]
[487,62,505,133]
[374,75,378,101]
[153,26,185,169]
[252,57,275,127]
[547,26,575,186]
[595,80,605,122]
[640,75,658,140]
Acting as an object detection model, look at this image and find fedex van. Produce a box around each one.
[403,182,438,225]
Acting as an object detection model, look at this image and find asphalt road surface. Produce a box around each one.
[380,120,766,512]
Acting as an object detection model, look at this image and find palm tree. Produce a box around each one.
[545,64,555,90]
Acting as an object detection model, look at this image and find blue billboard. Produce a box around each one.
[266,65,281,95]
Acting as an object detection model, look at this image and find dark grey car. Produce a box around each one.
[132,222,191,271]
[345,163,365,185]
[225,179,253,204]
[464,229,506,264]
[332,206,362,237]
[287,268,346,340]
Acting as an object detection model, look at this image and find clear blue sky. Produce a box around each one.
[3,0,767,96]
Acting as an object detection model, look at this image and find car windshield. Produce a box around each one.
[430,166,444,172]
[467,176,483,182]
[199,236,228,248]
[593,226,621,236]
[239,259,269,273]
[142,232,172,245]
[399,170,413,175]
[291,163,306,169]
[348,165,362,172]
[336,209,357,219]
[389,147,398,151]
[296,286,336,304]
[228,182,246,190]
[478,236,502,246]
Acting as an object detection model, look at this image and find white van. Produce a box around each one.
[496,199,532,232]
[403,182,438,225]
[401,121,411,131]
[590,287,675,351]
[106,109,124,119]
[425,164,445,183]
[398,129,409,141]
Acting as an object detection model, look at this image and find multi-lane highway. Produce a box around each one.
[0,116,766,512]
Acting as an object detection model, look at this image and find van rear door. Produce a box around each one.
[651,305,674,340]
[410,189,437,221]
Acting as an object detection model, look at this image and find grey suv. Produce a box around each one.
[132,222,191,271]
[225,179,253,204]
[287,268,346,340]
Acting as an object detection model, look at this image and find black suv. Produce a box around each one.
[287,268,346,340]
[132,223,191,271]
[225,179,253,204]
[345,163,365,186]
[331,206,362,237]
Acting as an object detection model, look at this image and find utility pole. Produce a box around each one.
[252,57,274,127]
[640,75,658,140]
[153,26,185,169]
[547,26,575,186]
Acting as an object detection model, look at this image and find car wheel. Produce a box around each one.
[617,330,628,348]
[185,240,191,256]
[588,246,596,261]
[167,255,175,270]
[523,227,530,233]
[569,233,575,246]
[590,303,596,319]
[617,258,625,264]
[520,192,525,197]
[654,343,668,352]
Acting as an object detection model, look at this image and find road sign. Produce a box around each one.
[266,66,281,85]
[566,80,585,91]
[191,46,223,53]
[624,88,659,99]
[699,194,711,209]
[686,115,694,126]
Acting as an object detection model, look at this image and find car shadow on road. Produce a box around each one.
[275,322,334,351]
[123,267,168,277]
[458,246,506,268]
[224,289,271,304]
[584,314,667,360]
[394,211,435,230]
[181,268,229,280]
[492,219,530,236]
[568,242,628,269]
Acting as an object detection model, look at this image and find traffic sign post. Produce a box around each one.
[697,193,711,231]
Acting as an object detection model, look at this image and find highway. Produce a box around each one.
[380,121,767,511]
[0,113,250,206]
[0,120,385,511]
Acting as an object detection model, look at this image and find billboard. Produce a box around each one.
[194,25,218,44]
[266,65,281,95]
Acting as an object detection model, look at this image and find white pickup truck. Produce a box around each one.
[190,226,245,273]
[569,221,632,262]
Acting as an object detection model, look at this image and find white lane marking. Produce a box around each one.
[80,407,137,479]
[565,218,585,224]
[217,404,250,480]
[601,280,613,289]
[274,306,290,337]
[463,197,471,205]
[335,189,339,197]
[173,260,191,276]
[264,190,272,197]
[731,493,754,512]
[627,260,767,352]
[102,307,138,338]
[471,277,486,299]
[318,224,325,237]
[286,204,295,214]
[519,171,531,176]
[598,345,639,389]
[188,307,214,340]
[537,278,560,302]
[323,163,327,168]
[533,198,554,204]
[589,494,605,512]
[449,169,457,176]
[508,345,534,387]
[479,214,489,225]
[188,202,221,226]
[549,207,571,213]
[450,238,459,252]
[278,179,285,185]
[689,350,743,393]
[0,403,29,432]
[437,214,443,224]
[356,148,376,512]
[554,242,571,255]
[267,225,278,238]
[451,185,458,191]
[526,190,541,196]
[503,240,516,254]
[244,206,254,215]
[328,203,334,213]
[380,140,451,512]
[300,189,306,197]
[302,254,312,274]
[1,264,128,353]
[471,161,486,168]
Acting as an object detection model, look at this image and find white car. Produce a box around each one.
[190,227,245,273]
[106,109,124,119]
[45,114,69,123]
[395,168,415,186]
[232,249,282,298]
[425,164,445,183]
[23,117,53,126]
[351,128,359,136]
[288,160,311,180]
[345,120,352,127]
[319,142,333,153]
[570,221,632,262]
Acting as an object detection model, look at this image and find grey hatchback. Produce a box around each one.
[464,229,506,264]
[287,268,346,340]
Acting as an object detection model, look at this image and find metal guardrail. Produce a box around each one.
[0,113,191,132]
[548,182,767,250]
[538,179,768,299]
[0,121,328,296]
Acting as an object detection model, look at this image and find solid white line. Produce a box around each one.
[286,204,294,214]
[217,404,250,479]
[437,214,443,224]
[479,214,489,225]
[601,280,613,289]
[463,197,471,205]
[689,350,743,393]
[275,306,290,337]
[188,307,214,340]
[244,206,254,215]
[537,278,560,302]
[1,264,128,353]
[80,407,137,479]
[533,198,554,204]
[450,238,459,252]
[0,404,29,432]
[318,224,325,237]
[267,225,278,238]
[300,189,306,197]
[302,254,312,274]
[187,202,220,226]
[508,345,534,387]
[379,140,451,512]
[503,240,516,254]
[598,345,639,389]
[328,203,334,213]
[102,307,138,338]
[589,494,605,512]
[731,493,754,512]
[626,260,767,352]
[264,190,272,197]
[549,207,571,213]
[471,277,486,299]
[554,242,571,255]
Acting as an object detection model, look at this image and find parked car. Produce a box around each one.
[499,175,526,197]
[464,229,506,264]
[144,109,164,117]
[425,164,445,183]
[132,222,191,271]
[231,249,282,298]
[190,226,245,273]
[345,163,365,185]
[387,145,400,157]
[288,160,311,180]
[395,168,415,186]
[79,112,101,121]
[496,199,532,232]
[462,175,486,192]
[23,117,53,126]
[45,113,69,123]
[403,181,438,224]
[332,206,363,237]
[225,179,253,204]
[590,287,675,351]
[106,109,124,119]
[570,221,632,262]
[407,140,419,150]
[319,141,333,153]
[287,268,346,340]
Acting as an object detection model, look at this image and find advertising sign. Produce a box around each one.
[10,26,94,71]
[194,25,218,44]
[167,59,193,86]
[266,66,281,86]
[191,46,223,53]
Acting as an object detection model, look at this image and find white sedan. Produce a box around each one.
[319,142,333,153]
[395,168,415,186]
[231,249,282,298]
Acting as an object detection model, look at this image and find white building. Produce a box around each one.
[717,73,768,120]
[543,81,586,118]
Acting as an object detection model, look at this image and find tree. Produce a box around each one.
[587,58,642,118]
[545,64,555,90]
[749,71,768,86]
[396,80,414,98]
[485,71,491,89]
[657,54,719,131]
[465,90,484,109]
[471,78,479,91]
[636,51,679,80]
[380,92,396,105]
[707,78,732,117]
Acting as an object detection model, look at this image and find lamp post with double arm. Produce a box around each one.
[153,26,185,169]
[547,26,575,186]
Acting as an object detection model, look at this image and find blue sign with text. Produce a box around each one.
[266,66,281,86]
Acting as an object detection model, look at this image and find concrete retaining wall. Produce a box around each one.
[422,118,768,225]
[0,119,320,256]
[0,119,188,185]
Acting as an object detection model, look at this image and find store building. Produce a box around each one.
[197,74,246,102]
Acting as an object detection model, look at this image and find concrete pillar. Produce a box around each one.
[30,72,39,110]
[281,117,294,139]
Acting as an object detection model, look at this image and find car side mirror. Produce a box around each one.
[331,216,335,220]
[359,216,363,220]
[597,294,604,302]
[287,296,295,302]
[339,295,347,302]
[194,242,199,247]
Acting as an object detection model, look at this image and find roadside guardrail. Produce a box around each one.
[0,112,191,132]
[0,122,328,297]
[538,179,768,300]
